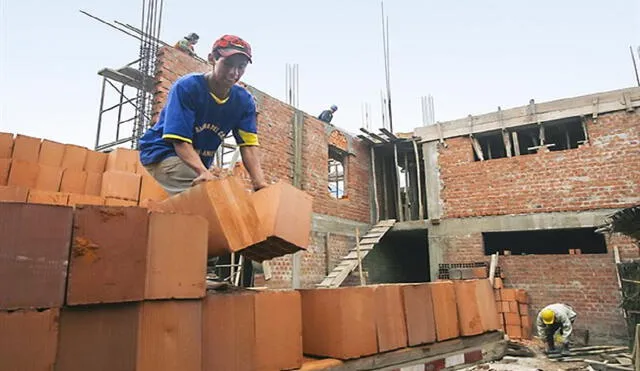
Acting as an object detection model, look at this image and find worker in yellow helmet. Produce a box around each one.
[536,303,577,354]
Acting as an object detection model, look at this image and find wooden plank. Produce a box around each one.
[355,228,365,285]
[370,147,379,223]
[471,136,484,161]
[359,237,382,245]
[512,131,521,156]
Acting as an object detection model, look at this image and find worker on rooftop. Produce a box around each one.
[318,105,338,124]
[138,34,267,195]
[174,32,199,56]
[536,303,577,355]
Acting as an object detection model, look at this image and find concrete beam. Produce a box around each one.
[423,142,442,220]
[391,220,429,232]
[311,213,370,237]
[426,208,620,281]
[415,87,640,142]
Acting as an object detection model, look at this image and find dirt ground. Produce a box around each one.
[461,355,589,371]
[460,338,620,371]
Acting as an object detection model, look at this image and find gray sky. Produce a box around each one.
[1,0,639,148]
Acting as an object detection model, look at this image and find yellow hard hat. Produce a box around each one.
[541,309,555,325]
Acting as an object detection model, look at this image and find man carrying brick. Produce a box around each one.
[536,303,577,354]
[138,34,268,195]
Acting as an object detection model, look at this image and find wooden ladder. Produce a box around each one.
[316,219,396,288]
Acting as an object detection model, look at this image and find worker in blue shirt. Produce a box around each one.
[139,34,267,195]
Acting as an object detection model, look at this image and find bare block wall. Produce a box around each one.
[152,46,372,287]
[440,232,637,340]
[438,111,640,218]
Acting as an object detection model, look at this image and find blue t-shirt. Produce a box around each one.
[138,73,259,168]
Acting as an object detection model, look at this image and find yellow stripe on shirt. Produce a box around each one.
[162,133,193,144]
[210,93,229,104]
[237,129,259,146]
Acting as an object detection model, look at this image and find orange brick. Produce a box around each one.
[0,132,14,158]
[158,176,264,256]
[203,292,257,371]
[501,288,516,301]
[454,280,483,336]
[38,139,65,167]
[430,280,460,341]
[28,190,69,206]
[12,134,41,163]
[35,165,63,192]
[67,206,149,305]
[472,266,487,278]
[0,158,10,186]
[475,279,500,332]
[299,287,376,360]
[106,148,139,173]
[8,160,39,188]
[0,309,59,370]
[401,284,436,346]
[61,144,87,171]
[105,197,138,206]
[84,150,108,173]
[100,171,141,201]
[374,285,408,352]
[516,289,530,303]
[56,301,201,371]
[521,315,532,329]
[509,301,520,313]
[84,172,102,196]
[254,290,303,371]
[138,172,169,206]
[0,185,29,202]
[506,325,522,339]
[519,303,529,315]
[493,277,504,289]
[251,181,313,249]
[499,313,505,325]
[494,289,501,301]
[145,212,207,299]
[60,169,88,194]
[504,312,521,326]
[501,301,510,313]
[0,203,72,309]
[67,194,105,207]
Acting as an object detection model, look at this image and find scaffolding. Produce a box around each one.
[84,0,164,152]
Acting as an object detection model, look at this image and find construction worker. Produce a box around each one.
[536,303,577,354]
[318,105,338,123]
[174,32,199,56]
[138,34,267,195]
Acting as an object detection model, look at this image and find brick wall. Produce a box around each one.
[438,111,640,218]
[151,47,371,287]
[441,232,639,340]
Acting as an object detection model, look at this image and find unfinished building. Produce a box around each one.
[415,89,640,341]
[150,47,640,342]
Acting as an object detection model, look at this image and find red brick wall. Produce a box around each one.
[438,112,640,218]
[151,47,371,288]
[442,232,639,340]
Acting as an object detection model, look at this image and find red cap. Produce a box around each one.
[212,35,252,63]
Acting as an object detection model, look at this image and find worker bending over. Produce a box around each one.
[139,34,267,194]
[175,32,199,56]
[318,105,338,123]
[536,303,577,354]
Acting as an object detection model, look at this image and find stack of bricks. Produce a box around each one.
[493,277,532,339]
[298,279,500,361]
[0,132,169,208]
[0,194,308,371]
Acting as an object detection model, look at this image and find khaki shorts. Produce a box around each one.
[144,156,198,196]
